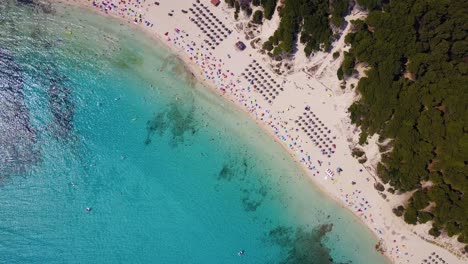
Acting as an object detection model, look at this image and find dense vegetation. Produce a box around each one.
[226,0,350,57]
[342,0,468,243]
[258,0,278,20]
[252,10,263,24]
[228,0,276,19]
[330,0,349,28]
[263,0,337,56]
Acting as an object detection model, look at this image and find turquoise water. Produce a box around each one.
[0,1,387,263]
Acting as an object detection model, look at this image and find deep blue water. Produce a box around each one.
[0,1,387,263]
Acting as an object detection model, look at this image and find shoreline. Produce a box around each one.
[55,1,465,263]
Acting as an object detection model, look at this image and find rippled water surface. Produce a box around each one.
[0,1,387,263]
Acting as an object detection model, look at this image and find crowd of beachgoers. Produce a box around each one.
[63,0,464,263]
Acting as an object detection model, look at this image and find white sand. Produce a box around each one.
[56,0,467,263]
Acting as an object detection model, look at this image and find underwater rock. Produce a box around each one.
[0,48,40,177]
[47,77,75,140]
[145,103,198,146]
[265,223,349,264]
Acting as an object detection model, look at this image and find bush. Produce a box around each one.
[341,52,355,76]
[429,227,441,238]
[333,51,340,59]
[445,221,462,237]
[358,157,367,163]
[262,0,277,19]
[356,0,382,10]
[337,67,344,80]
[263,40,273,51]
[252,10,263,24]
[404,205,417,225]
[225,0,235,8]
[330,0,348,27]
[411,190,429,210]
[417,211,433,223]
[358,131,368,145]
[374,182,385,192]
[392,205,405,217]
[351,148,365,158]
[459,232,468,244]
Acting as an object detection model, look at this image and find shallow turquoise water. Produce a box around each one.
[0,2,387,263]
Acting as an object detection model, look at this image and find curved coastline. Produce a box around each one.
[52,1,464,263]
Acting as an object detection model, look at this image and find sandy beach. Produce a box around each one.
[55,0,466,263]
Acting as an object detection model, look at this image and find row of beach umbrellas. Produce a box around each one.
[295,106,337,157]
[241,60,284,104]
[188,2,231,49]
